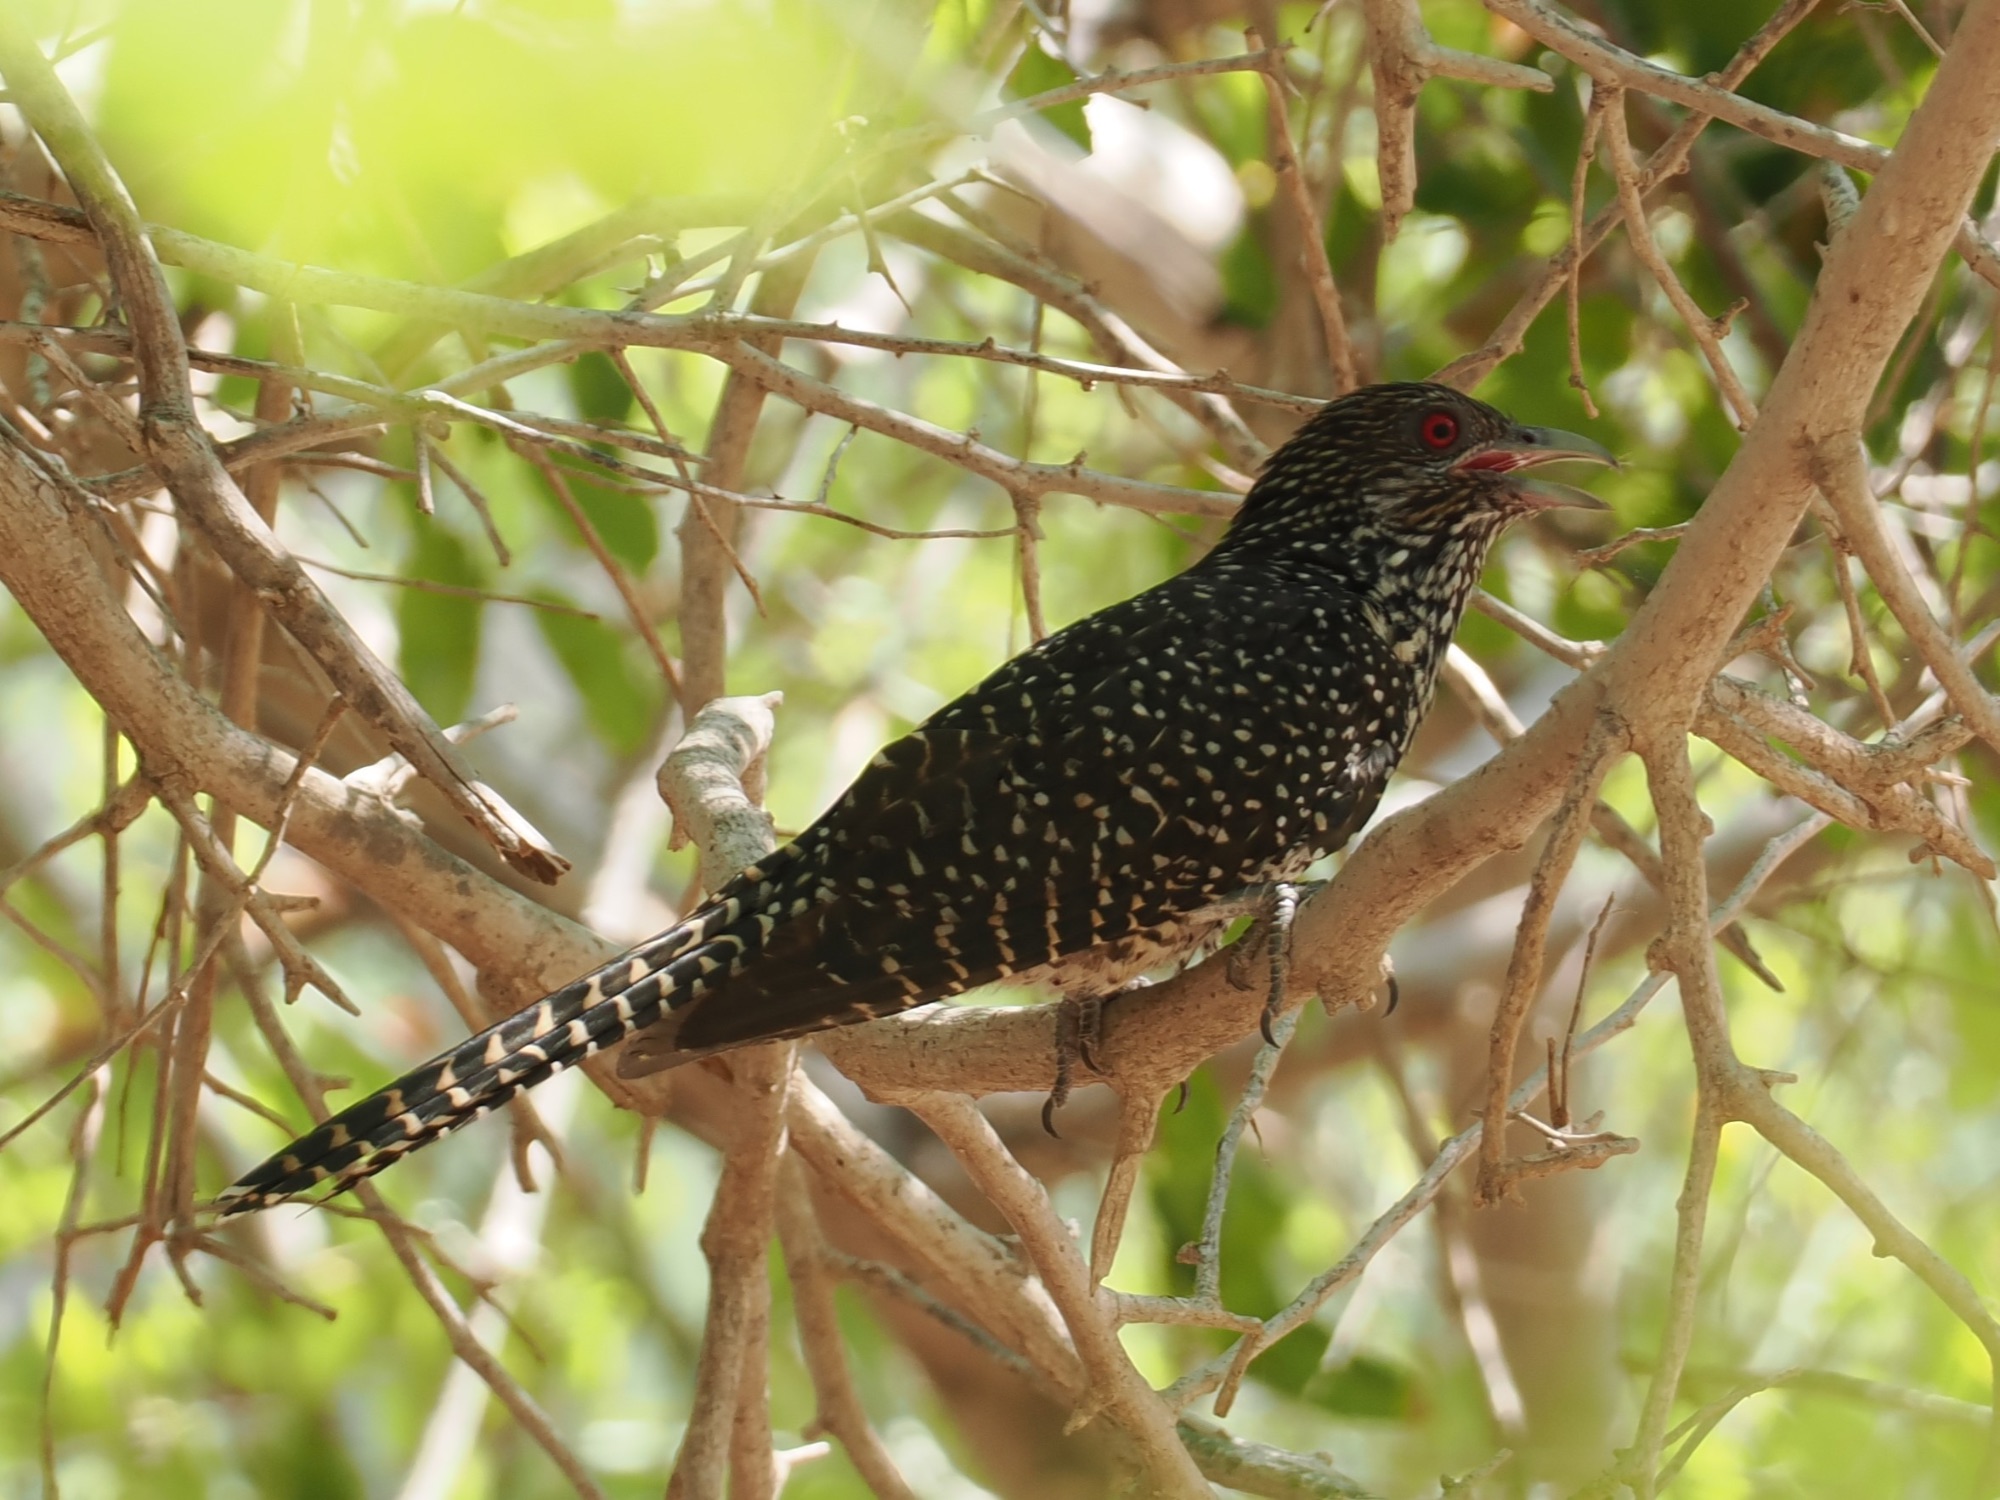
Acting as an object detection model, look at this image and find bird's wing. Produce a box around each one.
[622,574,1406,1067]
[618,726,1022,1065]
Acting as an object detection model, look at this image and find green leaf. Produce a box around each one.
[396,523,483,726]
[1219,216,1280,329]
[531,464,659,571]
[1248,1320,1333,1400]
[1303,1353,1419,1420]
[532,593,658,754]
[568,350,634,424]
[1003,41,1091,152]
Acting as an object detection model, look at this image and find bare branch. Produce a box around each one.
[1599,89,1760,428]
[899,1091,1211,1497]
[1476,717,1620,1205]
[658,697,794,1498]
[1814,434,2000,763]
[773,1158,921,1500]
[1257,32,1360,392]
[1361,0,1551,244]
[0,26,569,885]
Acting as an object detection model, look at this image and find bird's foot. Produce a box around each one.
[1225,927,1260,993]
[1226,881,1323,1043]
[1257,882,1304,1044]
[1044,992,1107,1136]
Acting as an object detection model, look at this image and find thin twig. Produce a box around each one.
[296,557,602,618]
[1565,88,1608,419]
[1552,893,1619,1128]
[773,1158,921,1500]
[1256,32,1359,394]
[1476,717,1621,1205]
[901,1092,1210,1497]
[1814,434,2000,764]
[515,441,685,700]
[40,1073,105,1498]
[1599,89,1759,429]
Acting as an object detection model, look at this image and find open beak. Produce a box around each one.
[1453,424,1618,511]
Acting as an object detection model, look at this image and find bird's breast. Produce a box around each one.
[1029,902,1243,998]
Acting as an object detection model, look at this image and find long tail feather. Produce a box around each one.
[216,918,733,1215]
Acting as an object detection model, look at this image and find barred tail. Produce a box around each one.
[215,904,749,1216]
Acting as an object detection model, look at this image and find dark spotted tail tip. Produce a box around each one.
[214,1147,345,1217]
[212,1185,276,1218]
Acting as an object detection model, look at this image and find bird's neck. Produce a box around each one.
[1211,520,1499,675]
[1367,521,1495,611]
[1361,532,1494,688]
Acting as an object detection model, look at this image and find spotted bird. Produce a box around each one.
[220,380,1613,1214]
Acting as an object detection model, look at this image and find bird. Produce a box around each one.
[218,380,1613,1215]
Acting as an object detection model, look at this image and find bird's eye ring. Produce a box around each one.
[1420,411,1459,450]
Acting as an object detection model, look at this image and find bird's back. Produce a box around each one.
[632,550,1418,1062]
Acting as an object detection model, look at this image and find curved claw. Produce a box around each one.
[1045,993,1104,1136]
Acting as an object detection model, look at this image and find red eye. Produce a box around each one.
[1420,411,1459,449]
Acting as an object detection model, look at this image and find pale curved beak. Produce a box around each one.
[1454,424,1619,511]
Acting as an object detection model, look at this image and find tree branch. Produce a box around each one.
[0,23,568,884]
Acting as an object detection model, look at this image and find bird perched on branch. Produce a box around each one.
[220,380,1612,1215]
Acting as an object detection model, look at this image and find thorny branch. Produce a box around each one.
[1360,0,1551,244]
[1256,30,1360,394]
[656,697,794,1498]
[1475,717,1621,1207]
[0,28,570,886]
[1619,732,2000,1495]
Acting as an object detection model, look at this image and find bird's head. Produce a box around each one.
[1227,381,1616,553]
